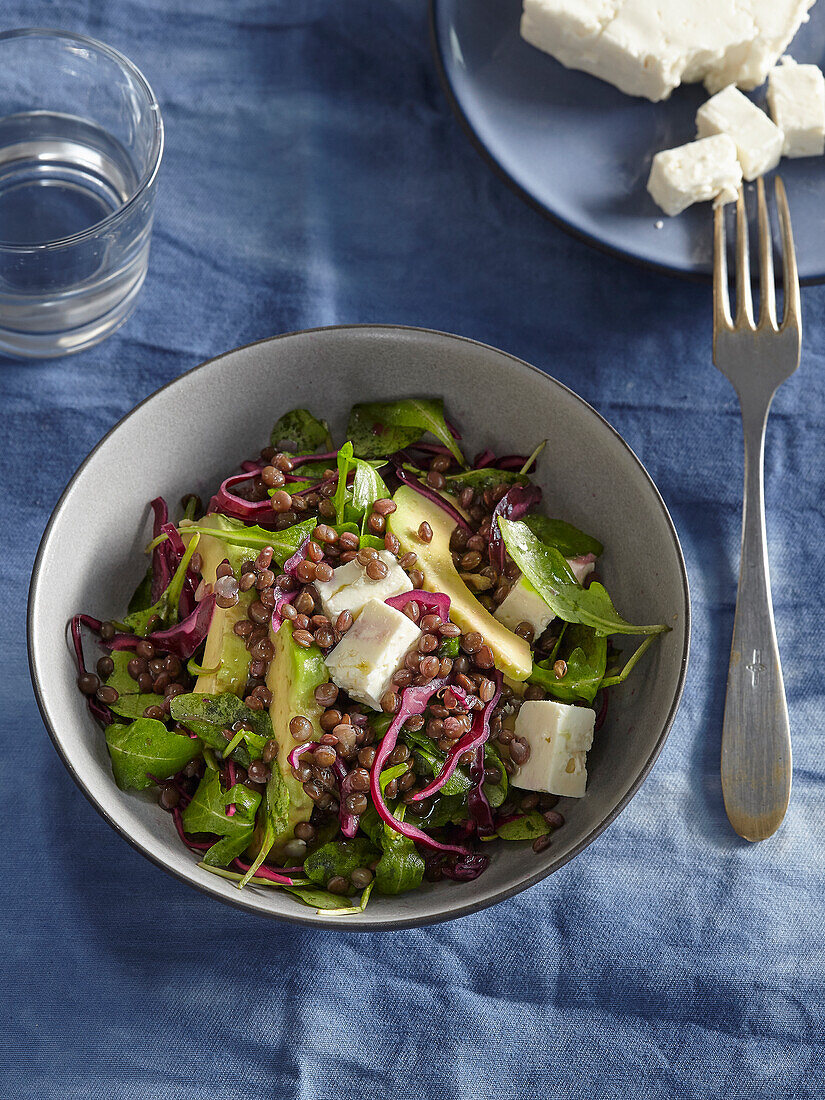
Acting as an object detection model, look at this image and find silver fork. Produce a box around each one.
[713,178,800,842]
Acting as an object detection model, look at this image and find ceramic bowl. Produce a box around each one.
[28,325,690,928]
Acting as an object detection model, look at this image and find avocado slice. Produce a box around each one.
[264,620,329,854]
[388,485,532,681]
[182,514,254,696]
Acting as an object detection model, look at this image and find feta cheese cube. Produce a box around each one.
[566,554,596,584]
[647,135,742,217]
[494,576,554,639]
[696,85,783,180]
[313,550,412,621]
[768,57,825,157]
[520,0,815,103]
[511,700,596,798]
[324,599,420,711]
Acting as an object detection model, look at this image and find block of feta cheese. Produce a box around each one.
[324,599,420,711]
[696,85,784,180]
[510,700,596,798]
[566,553,596,585]
[768,57,825,157]
[647,135,742,217]
[313,550,412,622]
[494,576,554,639]
[520,0,816,103]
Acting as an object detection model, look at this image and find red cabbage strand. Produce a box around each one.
[104,594,216,659]
[70,614,114,725]
[393,466,472,533]
[384,589,451,622]
[410,672,501,803]
[473,448,496,469]
[369,678,471,856]
[210,471,276,522]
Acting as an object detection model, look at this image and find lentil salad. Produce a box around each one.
[72,398,668,915]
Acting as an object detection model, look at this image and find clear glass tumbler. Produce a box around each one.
[0,29,163,358]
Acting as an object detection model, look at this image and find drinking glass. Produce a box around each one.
[0,29,164,358]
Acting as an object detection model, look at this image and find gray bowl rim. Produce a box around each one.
[27,323,691,930]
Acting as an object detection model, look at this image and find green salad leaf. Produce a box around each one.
[443,468,529,494]
[351,457,390,523]
[333,442,354,524]
[523,514,604,559]
[498,518,668,637]
[360,794,425,896]
[105,718,201,791]
[496,811,550,841]
[170,692,271,765]
[483,742,508,808]
[127,567,154,615]
[303,838,380,886]
[347,398,465,463]
[237,763,292,886]
[178,515,317,572]
[182,770,261,867]
[270,408,332,454]
[103,651,164,720]
[281,886,360,910]
[281,458,332,494]
[529,624,607,705]
[321,881,376,916]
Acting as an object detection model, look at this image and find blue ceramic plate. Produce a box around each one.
[431,0,825,282]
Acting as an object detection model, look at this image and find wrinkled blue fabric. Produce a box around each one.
[2,2,824,1097]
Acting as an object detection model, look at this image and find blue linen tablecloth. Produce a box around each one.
[2,2,824,1096]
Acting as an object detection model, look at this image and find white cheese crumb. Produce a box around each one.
[511,700,596,798]
[324,599,421,711]
[696,85,784,180]
[767,56,825,157]
[494,576,554,639]
[647,135,742,217]
[313,550,412,622]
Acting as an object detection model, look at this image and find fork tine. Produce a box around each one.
[756,178,777,331]
[713,203,732,337]
[734,188,754,329]
[775,177,801,331]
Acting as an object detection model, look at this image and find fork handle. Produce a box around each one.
[721,393,792,841]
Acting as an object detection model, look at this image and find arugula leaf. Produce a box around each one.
[333,442,354,525]
[281,886,358,909]
[104,651,165,720]
[444,468,529,494]
[105,719,201,790]
[303,838,380,886]
[169,692,272,765]
[359,785,425,895]
[483,743,508,808]
[375,831,425,895]
[498,518,668,637]
[347,398,464,463]
[529,624,607,705]
[322,881,376,916]
[127,566,154,615]
[351,458,390,530]
[282,458,333,494]
[523,514,604,559]
[600,633,660,689]
[238,764,292,886]
[496,811,550,841]
[119,532,201,636]
[270,408,332,454]
[418,793,468,829]
[178,516,316,571]
[182,770,261,867]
